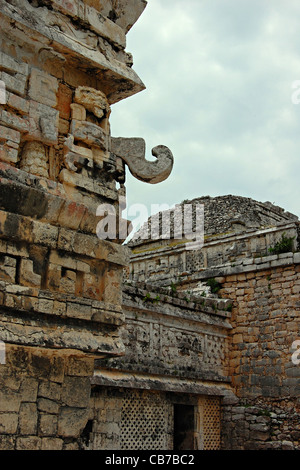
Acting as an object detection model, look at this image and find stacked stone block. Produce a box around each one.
[127,197,299,450]
[0,0,161,450]
[217,254,300,449]
[0,343,94,450]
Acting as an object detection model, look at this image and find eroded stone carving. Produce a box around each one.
[74,86,110,120]
[111,137,174,184]
[63,134,93,172]
[20,141,48,178]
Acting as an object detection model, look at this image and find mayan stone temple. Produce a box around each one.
[0,0,299,452]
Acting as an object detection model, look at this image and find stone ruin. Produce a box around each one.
[124,195,300,450]
[0,0,174,449]
[0,0,299,451]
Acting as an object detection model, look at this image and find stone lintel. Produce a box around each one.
[0,312,125,356]
[91,369,233,396]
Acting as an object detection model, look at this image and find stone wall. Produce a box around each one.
[222,398,300,450]
[87,283,234,451]
[128,221,299,287]
[174,252,300,450]
[0,0,175,451]
[0,343,94,450]
[219,257,300,400]
[95,283,232,383]
[0,0,143,359]
[127,200,300,450]
[87,387,173,450]
[217,254,300,450]
[82,386,222,451]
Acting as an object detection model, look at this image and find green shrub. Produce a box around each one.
[268,233,295,255]
[206,278,222,294]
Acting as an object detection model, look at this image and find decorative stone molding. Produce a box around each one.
[111,137,174,184]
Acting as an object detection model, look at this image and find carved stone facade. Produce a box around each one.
[124,196,300,450]
[0,0,175,450]
[0,0,299,452]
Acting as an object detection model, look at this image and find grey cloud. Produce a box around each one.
[111,0,300,222]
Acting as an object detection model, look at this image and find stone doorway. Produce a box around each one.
[173,404,196,450]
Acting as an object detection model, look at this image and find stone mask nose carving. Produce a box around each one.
[111,137,173,184]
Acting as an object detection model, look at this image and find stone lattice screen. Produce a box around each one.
[198,396,221,450]
[119,389,173,450]
[119,391,221,451]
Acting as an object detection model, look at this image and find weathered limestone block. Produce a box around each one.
[0,108,29,133]
[61,376,91,408]
[0,144,18,164]
[28,68,58,108]
[37,398,60,414]
[19,259,42,288]
[92,0,148,33]
[0,413,19,434]
[56,83,73,121]
[40,437,63,450]
[0,71,27,96]
[0,125,21,164]
[6,92,29,115]
[84,4,126,49]
[39,414,58,437]
[70,103,86,121]
[0,51,29,76]
[0,387,21,412]
[28,102,59,145]
[0,256,16,283]
[57,407,90,438]
[48,0,82,19]
[57,199,88,231]
[82,272,104,301]
[60,269,77,295]
[19,402,38,435]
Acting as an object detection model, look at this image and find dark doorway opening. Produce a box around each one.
[173,404,195,450]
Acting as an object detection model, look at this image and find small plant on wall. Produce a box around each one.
[268,233,295,255]
[206,278,222,294]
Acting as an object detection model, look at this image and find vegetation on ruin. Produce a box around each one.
[206,278,222,294]
[268,233,295,255]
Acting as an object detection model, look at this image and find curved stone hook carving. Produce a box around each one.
[111,137,173,184]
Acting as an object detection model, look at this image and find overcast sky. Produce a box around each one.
[110,0,300,229]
